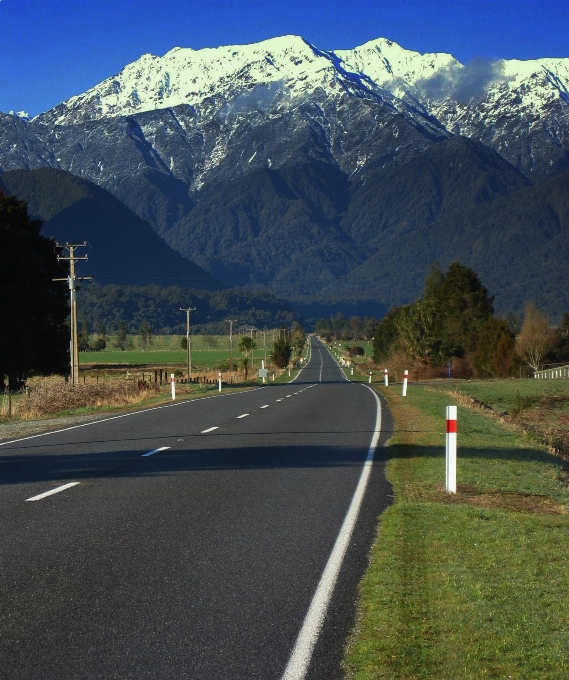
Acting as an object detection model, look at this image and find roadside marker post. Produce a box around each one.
[368,371,372,384]
[170,374,175,401]
[402,369,408,396]
[351,367,354,375]
[218,372,222,392]
[384,369,389,387]
[446,406,457,494]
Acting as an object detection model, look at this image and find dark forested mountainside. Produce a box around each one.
[163,137,530,300]
[76,283,300,335]
[2,142,569,316]
[0,168,223,290]
[337,165,569,315]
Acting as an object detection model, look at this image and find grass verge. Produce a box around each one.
[344,382,569,679]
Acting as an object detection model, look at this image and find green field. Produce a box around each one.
[449,377,569,412]
[345,379,569,679]
[80,333,280,368]
[80,349,234,367]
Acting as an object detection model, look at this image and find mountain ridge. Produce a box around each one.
[2,34,569,316]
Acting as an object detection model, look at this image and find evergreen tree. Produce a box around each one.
[78,318,90,351]
[469,318,517,378]
[270,337,292,368]
[138,320,152,349]
[0,190,68,388]
[115,320,128,350]
[372,307,403,363]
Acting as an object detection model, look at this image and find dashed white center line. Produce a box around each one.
[276,399,283,402]
[286,395,292,398]
[260,405,270,409]
[237,414,249,419]
[142,446,171,457]
[26,482,80,502]
[201,426,219,433]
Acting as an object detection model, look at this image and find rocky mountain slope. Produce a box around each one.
[1,35,569,312]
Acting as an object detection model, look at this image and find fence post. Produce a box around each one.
[446,406,457,494]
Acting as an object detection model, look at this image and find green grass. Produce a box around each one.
[80,349,238,368]
[345,383,569,679]
[448,378,569,413]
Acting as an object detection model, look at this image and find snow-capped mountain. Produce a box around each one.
[2,35,569,310]
[38,36,457,125]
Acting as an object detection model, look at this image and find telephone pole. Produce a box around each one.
[53,243,93,385]
[180,307,196,380]
[226,319,237,378]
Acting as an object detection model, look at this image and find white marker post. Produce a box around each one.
[402,369,408,397]
[351,367,354,375]
[446,406,457,494]
[218,372,222,392]
[170,373,176,401]
[368,371,372,384]
[384,368,389,387]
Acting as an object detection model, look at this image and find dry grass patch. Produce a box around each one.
[404,481,567,515]
[12,375,159,419]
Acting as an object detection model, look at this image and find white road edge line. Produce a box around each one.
[26,482,81,502]
[142,446,171,457]
[280,384,382,680]
[236,414,249,419]
[201,426,219,433]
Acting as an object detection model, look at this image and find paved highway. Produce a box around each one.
[0,337,393,679]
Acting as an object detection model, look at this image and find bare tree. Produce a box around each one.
[516,301,550,371]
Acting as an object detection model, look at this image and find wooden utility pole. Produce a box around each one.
[180,307,196,380]
[226,319,237,378]
[53,243,92,385]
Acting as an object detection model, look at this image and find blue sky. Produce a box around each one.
[1,0,568,117]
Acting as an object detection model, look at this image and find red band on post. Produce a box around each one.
[446,419,457,434]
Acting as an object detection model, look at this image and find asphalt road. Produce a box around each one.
[0,337,393,679]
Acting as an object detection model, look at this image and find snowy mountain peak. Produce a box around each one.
[37,34,462,125]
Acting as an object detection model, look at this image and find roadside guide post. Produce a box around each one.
[446,406,457,493]
[402,369,408,396]
[384,368,389,387]
[170,373,176,401]
[218,372,222,392]
[368,371,372,384]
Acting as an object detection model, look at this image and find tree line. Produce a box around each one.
[371,262,569,378]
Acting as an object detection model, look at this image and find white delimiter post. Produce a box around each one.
[218,372,222,392]
[384,369,389,387]
[446,406,457,494]
[368,371,372,384]
[402,369,408,396]
[170,374,176,401]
